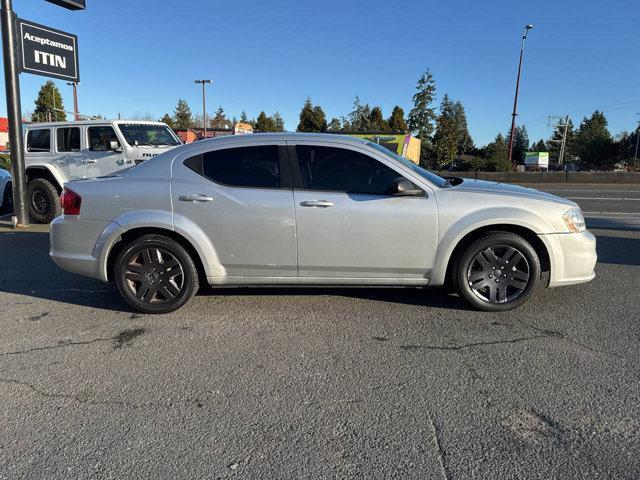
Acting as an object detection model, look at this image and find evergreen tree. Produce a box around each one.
[387,106,408,132]
[547,118,575,163]
[348,96,373,131]
[531,139,547,152]
[255,111,275,132]
[326,117,342,131]
[239,111,249,123]
[369,106,389,131]
[31,80,66,122]
[173,99,193,129]
[452,101,473,153]
[297,97,327,132]
[482,133,511,171]
[574,111,615,169]
[271,112,285,132]
[159,113,175,129]
[407,70,437,166]
[511,125,529,163]
[210,106,231,129]
[432,95,460,168]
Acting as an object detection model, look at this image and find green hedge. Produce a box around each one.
[0,154,10,172]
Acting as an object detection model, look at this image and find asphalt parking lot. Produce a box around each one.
[0,184,639,479]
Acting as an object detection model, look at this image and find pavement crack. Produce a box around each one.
[0,328,147,357]
[0,377,202,410]
[399,334,546,352]
[426,408,452,480]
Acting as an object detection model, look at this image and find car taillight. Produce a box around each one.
[60,188,81,215]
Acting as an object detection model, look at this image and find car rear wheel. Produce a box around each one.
[114,235,199,314]
[27,178,61,223]
[456,232,540,312]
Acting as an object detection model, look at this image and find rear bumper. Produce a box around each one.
[541,230,597,287]
[50,216,124,281]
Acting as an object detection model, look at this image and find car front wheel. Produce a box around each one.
[456,232,541,312]
[114,235,199,314]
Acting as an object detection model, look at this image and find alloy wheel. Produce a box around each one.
[31,191,49,214]
[124,247,184,304]
[466,245,530,304]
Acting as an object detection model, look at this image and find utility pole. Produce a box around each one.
[194,79,212,138]
[1,0,28,226]
[558,115,569,165]
[634,113,639,161]
[67,81,79,120]
[507,24,534,169]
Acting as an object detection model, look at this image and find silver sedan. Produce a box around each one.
[50,133,596,314]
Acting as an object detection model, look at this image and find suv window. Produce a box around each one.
[186,145,281,188]
[56,127,81,152]
[88,126,119,151]
[295,145,399,195]
[26,129,51,152]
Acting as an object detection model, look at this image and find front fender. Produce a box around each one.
[430,207,553,286]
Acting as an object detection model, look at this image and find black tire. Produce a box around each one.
[114,234,199,314]
[456,232,541,312]
[27,178,61,223]
[1,182,12,214]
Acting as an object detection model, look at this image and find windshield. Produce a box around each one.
[117,124,181,147]
[367,141,449,188]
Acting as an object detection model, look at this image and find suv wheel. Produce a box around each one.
[456,232,541,312]
[114,235,199,314]
[27,178,61,223]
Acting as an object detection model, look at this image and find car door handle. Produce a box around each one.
[83,159,97,164]
[179,194,214,203]
[300,200,333,208]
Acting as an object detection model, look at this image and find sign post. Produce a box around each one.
[1,0,83,227]
[1,0,28,226]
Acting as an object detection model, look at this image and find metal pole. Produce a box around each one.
[1,0,28,226]
[634,114,639,161]
[202,81,206,138]
[507,25,533,169]
[67,82,79,120]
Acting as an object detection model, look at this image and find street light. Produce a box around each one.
[66,81,79,120]
[507,24,534,169]
[194,79,212,138]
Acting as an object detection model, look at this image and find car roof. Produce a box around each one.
[184,132,370,148]
[23,120,167,128]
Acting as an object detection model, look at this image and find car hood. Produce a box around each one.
[449,178,576,206]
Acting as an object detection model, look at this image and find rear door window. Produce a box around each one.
[56,127,81,152]
[26,129,51,152]
[185,145,282,189]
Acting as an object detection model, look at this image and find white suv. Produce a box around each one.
[24,120,181,223]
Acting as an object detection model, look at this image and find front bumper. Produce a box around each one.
[50,216,124,281]
[540,230,597,287]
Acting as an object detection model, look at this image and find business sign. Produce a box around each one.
[524,151,549,167]
[17,18,79,82]
[234,122,253,135]
[45,0,86,10]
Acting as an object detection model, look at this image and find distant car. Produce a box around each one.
[50,133,597,314]
[0,168,12,214]
[23,120,181,223]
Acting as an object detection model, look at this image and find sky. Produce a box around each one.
[1,0,639,147]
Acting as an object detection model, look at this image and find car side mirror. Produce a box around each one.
[110,140,122,152]
[389,177,424,197]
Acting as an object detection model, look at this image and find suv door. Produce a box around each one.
[84,125,126,177]
[172,142,297,278]
[290,142,438,280]
[55,126,85,179]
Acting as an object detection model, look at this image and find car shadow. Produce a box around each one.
[595,234,640,267]
[0,229,637,312]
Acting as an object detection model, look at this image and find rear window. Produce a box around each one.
[26,129,51,152]
[56,127,81,152]
[185,145,281,189]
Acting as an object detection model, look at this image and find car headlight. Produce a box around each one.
[563,206,585,233]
